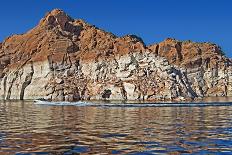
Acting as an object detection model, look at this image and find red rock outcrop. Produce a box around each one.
[0,9,231,101]
[149,38,232,97]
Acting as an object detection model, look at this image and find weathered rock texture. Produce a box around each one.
[0,9,231,101]
[149,39,232,97]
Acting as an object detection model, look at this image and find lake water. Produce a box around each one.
[0,100,232,154]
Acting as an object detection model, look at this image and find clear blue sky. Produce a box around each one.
[0,0,231,57]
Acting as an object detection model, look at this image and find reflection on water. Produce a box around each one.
[0,101,232,154]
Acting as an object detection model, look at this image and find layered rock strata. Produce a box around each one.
[0,9,231,101]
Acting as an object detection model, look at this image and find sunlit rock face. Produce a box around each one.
[0,9,231,101]
[149,38,232,97]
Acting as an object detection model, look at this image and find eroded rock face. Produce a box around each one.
[149,38,232,97]
[0,9,231,101]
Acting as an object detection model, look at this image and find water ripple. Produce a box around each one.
[0,101,232,154]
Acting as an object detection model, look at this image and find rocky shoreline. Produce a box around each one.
[0,9,231,102]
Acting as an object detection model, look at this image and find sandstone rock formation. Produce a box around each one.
[149,38,232,97]
[0,9,231,101]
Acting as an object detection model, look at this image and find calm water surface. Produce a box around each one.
[0,100,232,154]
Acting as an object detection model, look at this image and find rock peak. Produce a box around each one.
[39,8,73,29]
[49,8,65,16]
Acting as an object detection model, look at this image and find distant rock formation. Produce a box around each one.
[0,9,231,101]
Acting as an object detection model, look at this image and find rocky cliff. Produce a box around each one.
[0,9,231,101]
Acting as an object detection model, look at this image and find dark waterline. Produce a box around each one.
[0,100,232,154]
